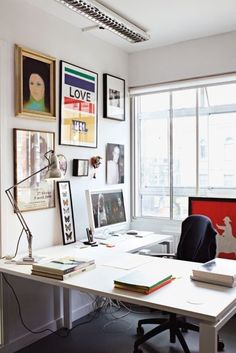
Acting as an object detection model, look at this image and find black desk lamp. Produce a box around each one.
[5,150,63,263]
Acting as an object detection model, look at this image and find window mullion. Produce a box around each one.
[170,92,174,219]
[196,89,199,195]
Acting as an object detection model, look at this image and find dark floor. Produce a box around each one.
[16,302,235,353]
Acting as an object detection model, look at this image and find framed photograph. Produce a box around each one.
[13,129,55,212]
[103,74,125,121]
[106,143,124,184]
[59,60,98,148]
[72,159,89,177]
[57,181,76,245]
[57,154,68,177]
[15,45,56,120]
[189,197,236,260]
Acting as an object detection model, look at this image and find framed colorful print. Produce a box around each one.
[59,60,98,148]
[13,129,55,212]
[106,143,124,184]
[189,197,236,260]
[103,74,125,121]
[15,45,56,120]
[72,159,89,177]
[57,181,76,245]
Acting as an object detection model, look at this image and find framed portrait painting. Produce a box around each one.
[106,143,124,184]
[15,45,56,120]
[57,181,76,245]
[189,197,236,260]
[103,74,125,121]
[59,60,98,148]
[13,129,55,212]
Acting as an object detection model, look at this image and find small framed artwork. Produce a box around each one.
[15,45,56,120]
[72,159,89,177]
[189,197,236,260]
[106,143,124,184]
[59,60,98,148]
[57,181,76,245]
[103,73,125,121]
[57,154,68,177]
[13,128,55,212]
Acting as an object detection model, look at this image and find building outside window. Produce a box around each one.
[131,75,236,221]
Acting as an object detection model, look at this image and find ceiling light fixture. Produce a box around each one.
[56,0,150,43]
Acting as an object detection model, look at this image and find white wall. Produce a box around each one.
[128,31,236,87]
[0,0,129,351]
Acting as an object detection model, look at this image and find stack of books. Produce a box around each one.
[191,258,236,287]
[31,256,95,280]
[114,270,173,294]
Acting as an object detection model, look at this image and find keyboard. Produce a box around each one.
[99,234,132,245]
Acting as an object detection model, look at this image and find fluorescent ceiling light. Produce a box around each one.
[56,0,150,43]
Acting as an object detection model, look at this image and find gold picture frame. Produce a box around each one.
[15,44,56,120]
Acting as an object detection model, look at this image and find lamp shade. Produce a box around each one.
[44,152,63,180]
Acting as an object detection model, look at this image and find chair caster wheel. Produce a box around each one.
[134,348,143,353]
[136,326,144,336]
[217,340,224,351]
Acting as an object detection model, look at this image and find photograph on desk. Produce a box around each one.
[189,197,236,260]
[31,256,95,280]
[114,269,173,294]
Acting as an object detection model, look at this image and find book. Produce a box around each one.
[114,269,173,294]
[31,263,96,280]
[115,277,173,294]
[192,258,236,287]
[32,256,95,275]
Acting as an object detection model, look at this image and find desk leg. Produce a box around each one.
[199,322,217,353]
[63,288,72,329]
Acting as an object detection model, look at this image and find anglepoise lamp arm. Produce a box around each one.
[5,150,60,262]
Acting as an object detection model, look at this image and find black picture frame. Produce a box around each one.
[103,73,125,121]
[72,159,89,176]
[57,181,76,245]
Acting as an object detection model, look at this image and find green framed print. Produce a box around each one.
[59,60,98,148]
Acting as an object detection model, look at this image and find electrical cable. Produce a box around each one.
[1,228,24,260]
[2,273,100,337]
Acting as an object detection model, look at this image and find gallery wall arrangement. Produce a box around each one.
[12,42,126,245]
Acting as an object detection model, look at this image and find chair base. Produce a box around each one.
[134,313,224,353]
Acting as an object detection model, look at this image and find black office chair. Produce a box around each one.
[134,214,224,353]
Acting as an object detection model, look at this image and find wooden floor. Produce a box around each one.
[16,303,235,353]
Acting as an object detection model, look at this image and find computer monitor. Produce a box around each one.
[85,188,127,236]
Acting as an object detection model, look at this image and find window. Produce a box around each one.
[131,76,236,221]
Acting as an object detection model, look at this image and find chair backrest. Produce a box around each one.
[176,214,217,263]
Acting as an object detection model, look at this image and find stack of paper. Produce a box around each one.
[191,258,236,287]
[114,270,173,294]
[31,256,95,280]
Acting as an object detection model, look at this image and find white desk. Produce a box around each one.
[0,234,235,353]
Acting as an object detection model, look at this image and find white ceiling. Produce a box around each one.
[25,0,236,53]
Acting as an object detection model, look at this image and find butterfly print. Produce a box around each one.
[66,232,72,241]
[61,183,68,190]
[62,191,68,197]
[64,215,70,223]
[63,199,69,206]
[65,223,71,231]
[63,207,70,214]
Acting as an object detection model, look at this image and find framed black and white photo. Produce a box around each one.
[103,74,125,121]
[72,159,89,176]
[106,143,124,184]
[57,181,76,245]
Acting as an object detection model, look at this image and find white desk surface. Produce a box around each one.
[0,233,235,326]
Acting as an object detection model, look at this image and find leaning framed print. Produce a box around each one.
[189,197,236,260]
[13,128,55,212]
[15,45,56,120]
[103,73,125,121]
[57,181,76,245]
[59,60,98,148]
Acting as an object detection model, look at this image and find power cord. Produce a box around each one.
[2,273,100,337]
[1,228,23,260]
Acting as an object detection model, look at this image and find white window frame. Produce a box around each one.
[130,73,236,228]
